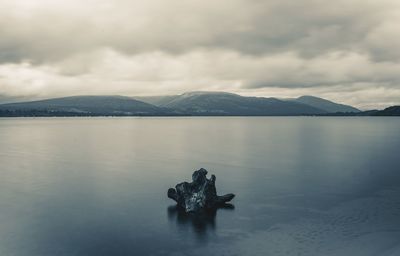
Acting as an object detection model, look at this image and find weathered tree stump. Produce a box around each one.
[167,168,235,212]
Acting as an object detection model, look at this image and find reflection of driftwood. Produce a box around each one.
[167,168,235,212]
[168,204,234,237]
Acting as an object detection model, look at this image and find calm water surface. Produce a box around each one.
[0,117,399,256]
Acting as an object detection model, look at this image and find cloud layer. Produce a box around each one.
[0,0,399,109]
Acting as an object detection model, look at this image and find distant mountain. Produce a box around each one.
[1,91,394,117]
[133,95,179,106]
[151,91,326,115]
[0,96,166,116]
[371,106,400,116]
[289,95,360,113]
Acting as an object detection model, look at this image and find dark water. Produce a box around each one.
[0,117,399,256]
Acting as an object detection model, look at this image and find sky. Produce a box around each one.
[0,0,399,109]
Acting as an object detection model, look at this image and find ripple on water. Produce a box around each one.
[186,188,400,256]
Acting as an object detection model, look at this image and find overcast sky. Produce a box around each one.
[0,0,399,109]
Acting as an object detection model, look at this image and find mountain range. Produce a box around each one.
[0,91,397,116]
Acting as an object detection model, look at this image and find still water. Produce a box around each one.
[0,117,399,256]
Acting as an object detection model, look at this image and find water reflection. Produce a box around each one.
[167,204,234,240]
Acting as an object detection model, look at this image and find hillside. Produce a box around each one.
[0,96,166,116]
[290,95,360,113]
[133,95,179,106]
[0,92,392,117]
[155,91,326,115]
[371,106,400,116]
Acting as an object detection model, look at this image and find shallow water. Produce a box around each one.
[0,117,399,256]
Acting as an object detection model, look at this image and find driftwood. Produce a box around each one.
[167,168,235,212]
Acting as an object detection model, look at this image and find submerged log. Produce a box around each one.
[167,168,235,212]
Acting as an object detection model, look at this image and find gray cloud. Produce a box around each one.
[0,0,399,109]
[1,0,398,62]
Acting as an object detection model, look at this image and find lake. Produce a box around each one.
[0,117,399,256]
